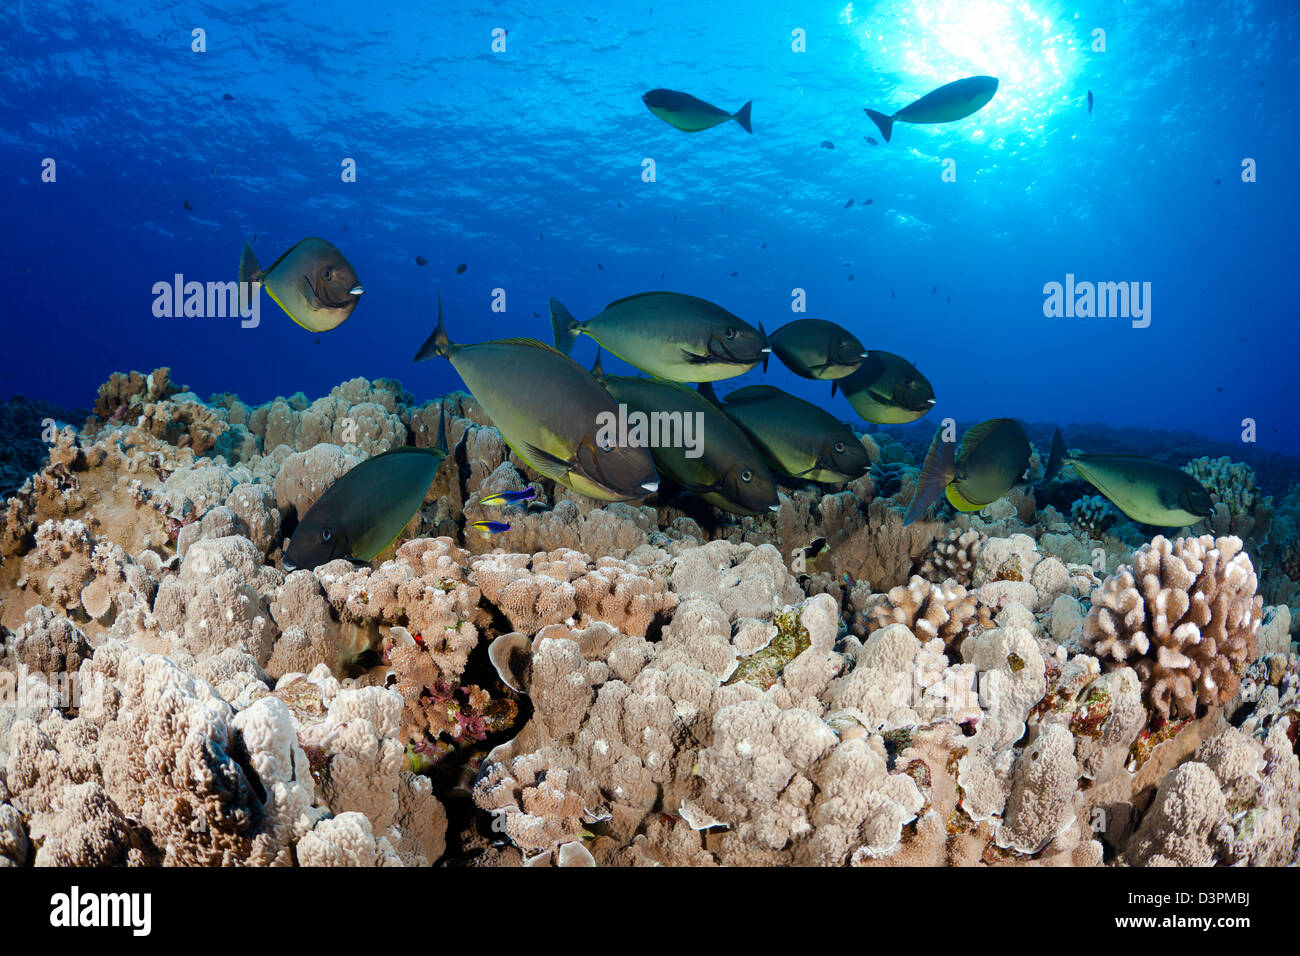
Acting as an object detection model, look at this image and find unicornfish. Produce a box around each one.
[551,293,769,383]
[864,75,999,143]
[705,383,869,484]
[642,89,753,134]
[767,319,868,381]
[415,289,659,502]
[1045,428,1212,527]
[284,445,446,571]
[239,237,363,332]
[904,418,1031,525]
[837,351,936,424]
[592,352,778,516]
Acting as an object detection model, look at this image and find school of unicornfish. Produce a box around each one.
[261,75,1213,571]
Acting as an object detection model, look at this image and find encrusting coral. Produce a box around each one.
[1,370,1296,868]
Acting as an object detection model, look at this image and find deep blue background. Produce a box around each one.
[2,0,1297,454]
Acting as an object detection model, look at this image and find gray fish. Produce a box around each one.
[239,237,363,332]
[552,292,769,383]
[642,89,752,134]
[864,75,999,143]
[1045,428,1212,527]
[905,419,1030,525]
[592,353,777,516]
[709,383,869,484]
[768,319,867,381]
[414,290,659,501]
[837,351,936,424]
[284,445,445,570]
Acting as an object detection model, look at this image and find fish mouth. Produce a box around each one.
[925,398,937,405]
[768,503,780,512]
[641,481,659,492]
[282,556,298,572]
[860,352,870,358]
[350,285,364,295]
[760,347,772,353]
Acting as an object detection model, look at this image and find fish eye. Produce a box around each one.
[724,327,738,340]
[741,469,753,482]
[320,527,333,543]
[323,267,334,280]
[834,441,845,453]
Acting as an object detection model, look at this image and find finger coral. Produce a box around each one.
[1082,535,1263,720]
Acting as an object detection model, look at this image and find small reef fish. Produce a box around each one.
[284,445,446,570]
[708,383,869,484]
[479,488,537,507]
[239,237,363,333]
[836,351,936,424]
[551,292,769,383]
[768,318,867,381]
[593,352,778,516]
[415,289,659,502]
[864,75,999,143]
[472,520,512,536]
[1045,428,1212,527]
[642,88,753,134]
[904,418,1031,525]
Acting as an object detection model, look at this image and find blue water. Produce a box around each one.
[3,0,1297,456]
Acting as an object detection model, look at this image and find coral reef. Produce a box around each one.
[2,371,1296,868]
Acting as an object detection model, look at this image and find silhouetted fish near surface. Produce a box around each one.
[456,263,467,274]
[551,292,769,382]
[1044,428,1212,526]
[865,136,879,145]
[1087,90,1093,114]
[768,319,867,380]
[183,200,194,210]
[844,199,854,208]
[905,419,1030,525]
[837,352,936,424]
[864,75,999,143]
[415,290,659,502]
[239,237,363,333]
[821,140,835,149]
[864,198,873,204]
[415,256,428,266]
[283,445,446,570]
[222,93,233,100]
[642,88,753,133]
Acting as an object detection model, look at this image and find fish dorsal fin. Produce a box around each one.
[725,385,785,403]
[261,237,326,278]
[495,336,563,352]
[959,418,1013,453]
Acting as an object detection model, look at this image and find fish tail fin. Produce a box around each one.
[903,428,956,525]
[590,347,604,379]
[734,100,753,134]
[413,285,452,363]
[864,109,894,143]
[550,297,580,355]
[1044,427,1067,482]
[697,381,720,406]
[239,240,261,285]
[830,379,839,398]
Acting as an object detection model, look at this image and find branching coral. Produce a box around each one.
[1082,535,1263,720]
[856,575,990,652]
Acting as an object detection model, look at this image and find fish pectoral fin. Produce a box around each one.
[866,387,894,404]
[301,274,321,307]
[521,442,574,482]
[679,479,723,495]
[680,348,713,365]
